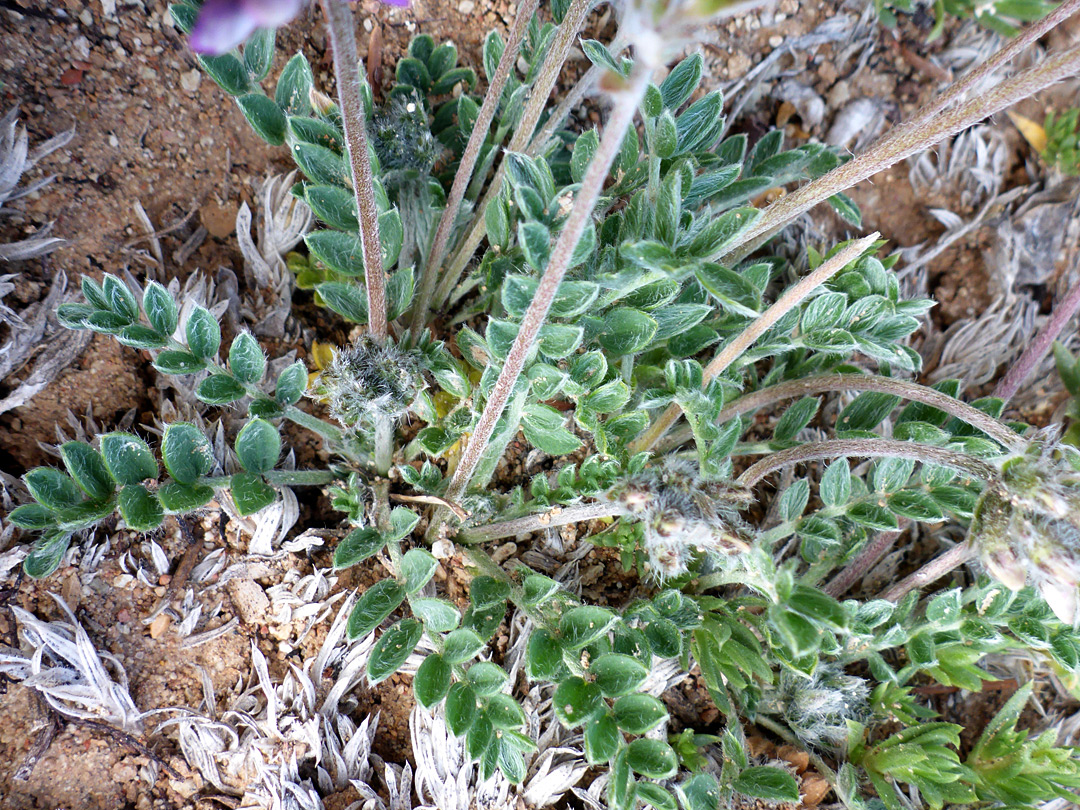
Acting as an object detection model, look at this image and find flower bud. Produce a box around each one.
[313,336,421,427]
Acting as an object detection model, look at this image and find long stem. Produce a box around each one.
[719,43,1080,264]
[630,233,880,455]
[433,0,594,310]
[320,0,386,339]
[735,438,999,489]
[410,0,541,340]
[878,542,976,603]
[443,64,655,508]
[994,274,1080,402]
[717,373,1024,451]
[458,501,627,544]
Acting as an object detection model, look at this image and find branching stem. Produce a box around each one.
[433,0,593,310]
[717,373,1024,451]
[410,0,541,339]
[441,63,655,509]
[719,42,1080,263]
[735,439,998,489]
[320,0,386,339]
[630,233,879,455]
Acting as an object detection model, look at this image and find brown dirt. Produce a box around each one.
[2,0,1078,807]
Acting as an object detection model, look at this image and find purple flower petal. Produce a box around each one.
[379,0,410,7]
[190,0,260,54]
[189,0,305,54]
[241,0,306,27]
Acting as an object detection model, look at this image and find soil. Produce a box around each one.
[1,0,1079,808]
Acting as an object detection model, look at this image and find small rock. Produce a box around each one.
[60,68,84,86]
[117,608,132,624]
[149,613,172,639]
[458,0,475,11]
[226,578,271,625]
[201,199,238,239]
[180,69,201,93]
[801,773,832,806]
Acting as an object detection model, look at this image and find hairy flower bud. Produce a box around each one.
[759,664,869,751]
[970,434,1080,622]
[609,458,751,581]
[312,336,421,427]
[368,95,438,186]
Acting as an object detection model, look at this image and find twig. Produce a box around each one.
[630,234,880,455]
[735,438,998,489]
[878,542,976,603]
[716,373,1024,451]
[993,274,1080,402]
[13,691,60,781]
[410,0,541,339]
[319,0,387,339]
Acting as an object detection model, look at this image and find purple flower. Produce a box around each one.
[190,0,306,55]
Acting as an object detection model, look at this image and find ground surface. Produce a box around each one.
[1,0,1080,808]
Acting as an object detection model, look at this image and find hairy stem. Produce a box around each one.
[443,64,655,508]
[458,501,628,544]
[263,469,337,486]
[735,438,998,489]
[878,542,976,603]
[433,0,593,310]
[283,405,370,467]
[824,527,904,598]
[374,414,393,476]
[719,42,1080,264]
[320,0,386,339]
[631,233,879,455]
[410,0,541,340]
[717,373,1024,451]
[994,274,1080,402]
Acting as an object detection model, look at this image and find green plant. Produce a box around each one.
[876,0,1057,39]
[1042,107,1080,174]
[10,0,1080,808]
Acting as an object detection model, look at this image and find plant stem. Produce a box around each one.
[916,0,1080,124]
[410,0,541,340]
[320,0,386,339]
[716,373,1024,451]
[441,63,655,510]
[433,0,593,310]
[719,42,1080,264]
[735,438,999,489]
[754,714,839,786]
[458,501,628,544]
[824,527,904,598]
[630,233,879,455]
[878,542,976,603]
[263,469,337,486]
[283,404,370,467]
[994,274,1080,402]
[374,414,393,476]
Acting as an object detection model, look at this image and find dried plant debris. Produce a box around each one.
[0,107,75,262]
[0,271,93,415]
[0,593,143,733]
[237,172,313,337]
